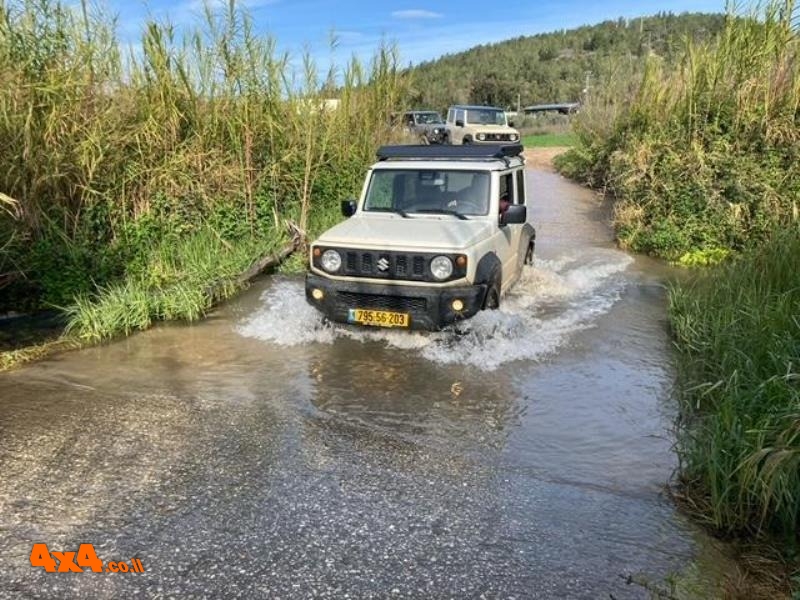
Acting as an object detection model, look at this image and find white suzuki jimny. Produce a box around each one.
[305,144,535,330]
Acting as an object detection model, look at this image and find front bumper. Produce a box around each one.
[305,273,487,331]
[426,130,446,144]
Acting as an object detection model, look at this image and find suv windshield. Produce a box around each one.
[364,169,490,216]
[466,108,507,126]
[415,112,444,124]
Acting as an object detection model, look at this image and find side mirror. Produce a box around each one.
[501,204,526,225]
[455,119,464,127]
[341,199,357,217]
[508,121,515,128]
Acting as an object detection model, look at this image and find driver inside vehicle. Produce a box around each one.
[499,190,510,215]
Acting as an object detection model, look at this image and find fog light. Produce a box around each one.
[452,299,464,311]
[312,288,324,300]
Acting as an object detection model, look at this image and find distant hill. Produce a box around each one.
[405,12,726,113]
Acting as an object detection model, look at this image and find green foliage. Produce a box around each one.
[676,247,730,267]
[0,0,407,317]
[405,13,726,112]
[557,2,800,259]
[669,228,800,544]
[522,133,576,147]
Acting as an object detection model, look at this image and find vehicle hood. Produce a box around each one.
[315,214,493,251]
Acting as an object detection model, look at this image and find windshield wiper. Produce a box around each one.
[369,207,411,218]
[415,208,469,220]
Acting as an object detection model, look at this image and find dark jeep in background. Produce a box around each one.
[399,110,447,144]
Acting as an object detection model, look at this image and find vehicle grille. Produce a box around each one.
[342,250,431,281]
[315,248,467,283]
[482,132,515,141]
[336,292,427,313]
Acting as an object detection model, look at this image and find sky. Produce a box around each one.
[108,0,725,68]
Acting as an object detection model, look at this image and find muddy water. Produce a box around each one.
[0,171,729,598]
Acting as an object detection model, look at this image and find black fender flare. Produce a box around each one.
[522,223,536,243]
[475,252,502,307]
[521,223,536,260]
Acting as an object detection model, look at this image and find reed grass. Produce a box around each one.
[0,0,407,329]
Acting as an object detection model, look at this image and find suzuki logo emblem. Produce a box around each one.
[377,257,390,271]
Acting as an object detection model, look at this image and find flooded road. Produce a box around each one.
[0,171,726,598]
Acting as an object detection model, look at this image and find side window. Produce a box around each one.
[455,109,465,125]
[499,173,513,202]
[515,169,526,205]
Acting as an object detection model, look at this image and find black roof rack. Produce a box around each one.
[376,144,524,162]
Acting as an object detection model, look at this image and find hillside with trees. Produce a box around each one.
[406,12,726,112]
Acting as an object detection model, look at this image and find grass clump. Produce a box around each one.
[669,228,800,591]
[64,226,287,342]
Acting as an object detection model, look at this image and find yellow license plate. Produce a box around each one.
[347,308,410,328]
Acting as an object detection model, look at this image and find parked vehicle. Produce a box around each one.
[400,110,447,144]
[444,105,520,145]
[305,144,535,330]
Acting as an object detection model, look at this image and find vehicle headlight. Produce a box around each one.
[433,128,440,134]
[477,133,486,141]
[509,133,518,141]
[321,249,342,273]
[430,256,453,280]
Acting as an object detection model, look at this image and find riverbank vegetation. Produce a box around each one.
[0,0,405,345]
[670,229,800,598]
[555,2,799,262]
[555,1,799,594]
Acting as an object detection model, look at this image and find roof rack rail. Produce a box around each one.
[376,144,524,161]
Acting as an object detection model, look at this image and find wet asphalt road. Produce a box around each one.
[0,171,726,598]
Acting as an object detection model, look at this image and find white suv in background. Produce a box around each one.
[444,105,521,146]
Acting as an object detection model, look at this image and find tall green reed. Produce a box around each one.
[0,0,408,317]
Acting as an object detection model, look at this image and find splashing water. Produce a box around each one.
[237,249,634,371]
